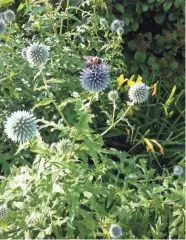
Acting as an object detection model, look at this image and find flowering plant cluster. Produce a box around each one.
[0,2,184,239]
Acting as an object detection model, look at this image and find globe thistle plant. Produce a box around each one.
[0,205,7,220]
[4,110,38,143]
[51,138,72,154]
[109,224,123,239]
[110,19,124,32]
[57,138,72,152]
[128,83,149,104]
[173,165,183,176]
[4,9,16,23]
[80,62,109,92]
[0,19,5,34]
[117,27,124,36]
[108,90,119,102]
[26,42,49,67]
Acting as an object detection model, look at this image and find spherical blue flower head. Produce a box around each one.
[80,63,109,92]
[109,224,122,238]
[128,83,149,104]
[26,42,49,67]
[0,205,7,220]
[4,110,38,143]
[0,19,5,34]
[4,10,15,23]
[173,165,183,176]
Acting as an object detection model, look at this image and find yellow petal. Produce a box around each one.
[143,138,155,153]
[127,74,136,86]
[149,139,164,155]
[151,82,158,96]
[117,74,125,89]
[136,75,142,83]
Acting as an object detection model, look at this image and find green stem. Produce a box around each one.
[41,70,70,127]
[101,105,132,136]
[112,102,116,125]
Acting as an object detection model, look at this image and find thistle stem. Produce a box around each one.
[101,105,132,136]
[112,101,116,125]
[41,71,70,127]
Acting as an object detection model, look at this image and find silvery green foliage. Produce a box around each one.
[108,90,119,102]
[110,19,124,32]
[21,47,28,60]
[80,63,109,92]
[0,12,6,21]
[109,224,123,239]
[128,83,149,104]
[4,10,16,23]
[173,165,183,176]
[4,110,38,143]
[100,18,107,27]
[0,19,5,34]
[116,27,124,36]
[0,205,7,220]
[26,43,49,67]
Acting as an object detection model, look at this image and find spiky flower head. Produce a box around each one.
[128,83,149,104]
[80,63,109,92]
[0,19,5,34]
[21,47,28,60]
[109,224,122,239]
[117,27,124,36]
[108,90,119,102]
[50,138,72,154]
[57,138,72,152]
[4,110,38,143]
[110,19,124,32]
[100,18,107,27]
[0,205,7,220]
[173,165,183,176]
[4,10,16,23]
[26,42,49,67]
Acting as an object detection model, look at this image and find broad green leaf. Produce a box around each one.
[155,13,165,24]
[134,50,146,63]
[163,1,172,11]
[142,3,148,11]
[0,0,13,7]
[131,22,139,31]
[115,3,124,13]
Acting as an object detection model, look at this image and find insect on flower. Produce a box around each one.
[84,56,103,68]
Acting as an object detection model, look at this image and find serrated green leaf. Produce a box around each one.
[33,98,53,110]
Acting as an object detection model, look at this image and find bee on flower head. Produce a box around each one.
[84,56,103,68]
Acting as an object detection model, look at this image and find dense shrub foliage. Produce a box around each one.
[0,0,184,239]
